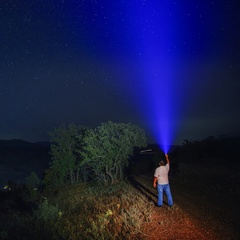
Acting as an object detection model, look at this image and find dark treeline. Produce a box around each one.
[0,134,239,187]
[129,135,240,176]
[178,135,240,164]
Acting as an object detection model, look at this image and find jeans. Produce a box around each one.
[157,183,173,206]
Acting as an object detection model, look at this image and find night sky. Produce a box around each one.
[1,0,240,145]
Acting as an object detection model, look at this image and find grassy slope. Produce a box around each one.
[0,181,153,240]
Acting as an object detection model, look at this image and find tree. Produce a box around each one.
[25,171,41,198]
[26,172,41,189]
[80,121,147,184]
[45,124,87,187]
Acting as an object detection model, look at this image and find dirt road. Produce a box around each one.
[130,175,238,240]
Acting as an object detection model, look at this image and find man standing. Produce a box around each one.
[153,154,173,207]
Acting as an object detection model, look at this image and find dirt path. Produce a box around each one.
[130,175,236,240]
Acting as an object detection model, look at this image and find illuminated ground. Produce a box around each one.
[132,168,239,240]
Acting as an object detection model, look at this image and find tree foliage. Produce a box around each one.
[26,172,41,190]
[44,124,87,187]
[44,122,147,187]
[80,121,147,184]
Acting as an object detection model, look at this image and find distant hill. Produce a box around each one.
[0,139,33,147]
[0,139,50,149]
[0,139,51,188]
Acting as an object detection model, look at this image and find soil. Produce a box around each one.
[131,174,239,240]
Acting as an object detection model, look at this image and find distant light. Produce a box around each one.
[4,185,11,191]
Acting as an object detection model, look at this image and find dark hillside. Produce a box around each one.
[0,140,51,187]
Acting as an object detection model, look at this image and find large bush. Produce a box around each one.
[80,121,147,184]
[45,122,147,186]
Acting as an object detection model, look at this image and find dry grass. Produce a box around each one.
[55,181,153,239]
[0,181,153,240]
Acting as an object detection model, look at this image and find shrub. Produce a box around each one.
[34,197,60,223]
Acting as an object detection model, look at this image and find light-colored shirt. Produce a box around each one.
[154,164,170,185]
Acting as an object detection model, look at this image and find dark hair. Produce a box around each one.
[159,160,166,166]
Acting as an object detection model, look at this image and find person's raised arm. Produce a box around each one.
[165,154,170,165]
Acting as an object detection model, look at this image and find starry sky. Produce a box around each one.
[1,0,240,145]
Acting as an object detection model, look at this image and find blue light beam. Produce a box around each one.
[128,1,182,153]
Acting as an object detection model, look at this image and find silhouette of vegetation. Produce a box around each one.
[178,135,240,164]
